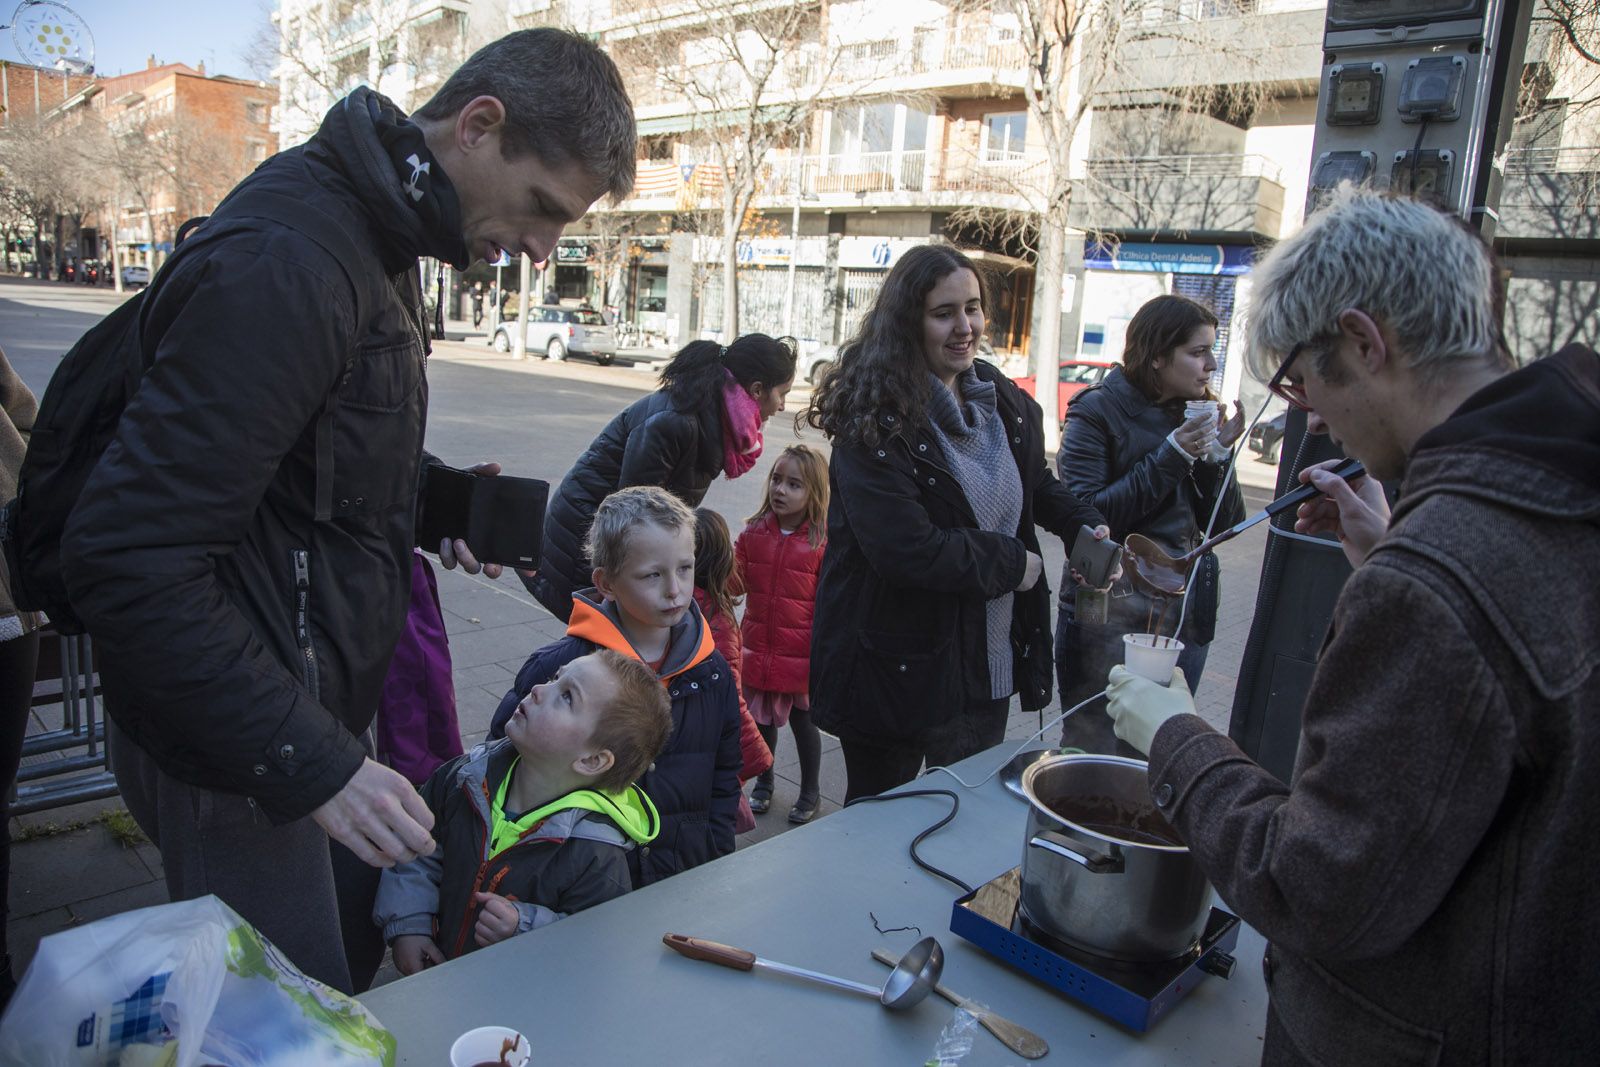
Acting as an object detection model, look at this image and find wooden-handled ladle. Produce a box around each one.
[1124,457,1366,596]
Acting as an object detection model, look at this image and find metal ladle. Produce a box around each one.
[1123,457,1367,596]
[663,933,944,1011]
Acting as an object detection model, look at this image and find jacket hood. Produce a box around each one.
[1403,344,1600,521]
[303,87,434,274]
[456,740,661,849]
[566,590,717,681]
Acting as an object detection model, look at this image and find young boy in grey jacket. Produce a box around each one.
[374,650,670,972]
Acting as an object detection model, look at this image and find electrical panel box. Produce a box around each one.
[1326,62,1386,125]
[1398,55,1467,121]
[1304,1,1510,220]
[1391,149,1456,200]
[1326,1,1487,31]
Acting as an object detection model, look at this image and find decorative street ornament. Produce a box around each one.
[6,0,95,73]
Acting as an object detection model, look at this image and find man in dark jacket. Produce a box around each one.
[1106,189,1600,1064]
[59,29,637,993]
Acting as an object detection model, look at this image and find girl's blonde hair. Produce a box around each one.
[747,444,829,549]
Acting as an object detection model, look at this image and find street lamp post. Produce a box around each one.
[512,252,531,360]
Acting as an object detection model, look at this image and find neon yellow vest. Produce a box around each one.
[488,758,659,859]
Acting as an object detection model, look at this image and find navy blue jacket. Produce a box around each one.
[490,592,741,887]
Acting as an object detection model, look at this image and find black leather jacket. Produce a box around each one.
[1056,367,1244,644]
[810,361,1103,745]
[62,90,435,822]
[528,389,723,621]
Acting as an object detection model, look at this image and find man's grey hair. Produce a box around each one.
[1244,186,1501,383]
[413,28,636,201]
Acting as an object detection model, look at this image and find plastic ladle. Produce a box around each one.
[662,933,943,1011]
[1124,457,1367,596]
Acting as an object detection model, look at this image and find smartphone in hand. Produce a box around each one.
[1069,525,1122,589]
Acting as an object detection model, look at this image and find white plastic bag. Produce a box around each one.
[0,895,395,1067]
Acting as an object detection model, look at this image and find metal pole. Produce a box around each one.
[783,129,807,337]
[489,261,503,342]
[512,252,531,360]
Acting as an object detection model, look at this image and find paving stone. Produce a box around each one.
[68,879,169,925]
[7,906,76,979]
[451,662,512,694]
[9,826,157,920]
[442,623,549,669]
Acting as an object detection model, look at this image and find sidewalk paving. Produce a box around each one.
[7,337,1284,989]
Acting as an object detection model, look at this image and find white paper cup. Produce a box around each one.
[450,1026,531,1067]
[1123,633,1185,685]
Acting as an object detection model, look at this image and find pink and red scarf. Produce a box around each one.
[720,369,765,479]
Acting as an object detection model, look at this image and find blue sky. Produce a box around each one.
[1,0,270,80]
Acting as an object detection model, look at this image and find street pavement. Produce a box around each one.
[1,277,1282,985]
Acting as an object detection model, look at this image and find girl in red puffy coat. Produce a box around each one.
[693,508,773,834]
[736,445,829,824]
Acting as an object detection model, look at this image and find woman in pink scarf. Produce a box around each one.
[528,334,797,623]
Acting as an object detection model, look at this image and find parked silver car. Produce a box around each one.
[120,264,151,288]
[493,305,618,364]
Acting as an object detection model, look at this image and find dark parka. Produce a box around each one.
[1149,346,1600,1065]
[810,361,1104,745]
[60,89,433,822]
[1056,366,1244,645]
[527,391,723,621]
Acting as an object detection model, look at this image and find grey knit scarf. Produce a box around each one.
[924,370,1024,699]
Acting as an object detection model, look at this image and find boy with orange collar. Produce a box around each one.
[490,487,743,886]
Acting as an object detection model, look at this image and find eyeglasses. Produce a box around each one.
[1267,342,1312,412]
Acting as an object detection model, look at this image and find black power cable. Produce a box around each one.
[1410,115,1432,196]
[844,789,974,896]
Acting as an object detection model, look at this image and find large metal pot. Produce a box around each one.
[1019,753,1212,962]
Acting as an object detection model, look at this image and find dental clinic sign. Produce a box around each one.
[1084,241,1255,276]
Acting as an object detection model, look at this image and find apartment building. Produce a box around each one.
[99,61,279,263]
[268,1,1599,391]
[271,0,483,146]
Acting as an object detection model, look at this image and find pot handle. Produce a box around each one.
[1028,830,1124,874]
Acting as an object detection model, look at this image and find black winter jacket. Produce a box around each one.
[1056,367,1244,645]
[61,90,436,822]
[810,362,1103,745]
[527,390,724,621]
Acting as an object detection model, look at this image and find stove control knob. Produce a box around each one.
[1199,951,1236,980]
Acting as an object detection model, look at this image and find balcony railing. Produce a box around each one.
[625,26,1029,109]
[1084,153,1284,184]
[1505,146,1600,174]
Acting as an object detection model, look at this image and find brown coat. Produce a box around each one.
[1149,346,1600,1066]
[0,345,40,629]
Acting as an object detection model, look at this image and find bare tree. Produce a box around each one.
[944,0,1286,442]
[1525,1,1600,119]
[620,1,892,339]
[249,0,470,142]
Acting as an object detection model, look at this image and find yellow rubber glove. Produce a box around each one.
[1105,664,1196,756]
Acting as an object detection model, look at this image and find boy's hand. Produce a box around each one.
[391,934,444,976]
[472,891,521,947]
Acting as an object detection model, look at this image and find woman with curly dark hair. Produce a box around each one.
[804,245,1108,800]
[527,333,796,621]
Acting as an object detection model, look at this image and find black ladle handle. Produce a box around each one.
[1263,457,1366,518]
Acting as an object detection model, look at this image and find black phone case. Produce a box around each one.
[416,466,548,568]
[1069,525,1122,589]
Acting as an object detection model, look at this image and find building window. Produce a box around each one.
[246,101,267,124]
[984,112,1027,162]
[249,141,268,162]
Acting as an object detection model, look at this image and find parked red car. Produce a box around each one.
[1014,360,1116,418]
